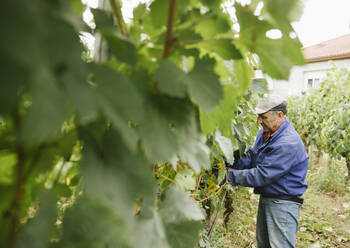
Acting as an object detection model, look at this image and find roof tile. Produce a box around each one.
[302,33,350,62]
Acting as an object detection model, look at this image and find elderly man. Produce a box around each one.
[224,94,308,248]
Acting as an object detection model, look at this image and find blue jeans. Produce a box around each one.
[256,196,302,248]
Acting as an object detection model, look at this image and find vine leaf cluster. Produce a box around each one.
[288,66,350,180]
[0,0,304,247]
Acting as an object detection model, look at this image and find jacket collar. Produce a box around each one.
[268,118,290,142]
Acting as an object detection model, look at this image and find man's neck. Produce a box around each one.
[263,118,285,139]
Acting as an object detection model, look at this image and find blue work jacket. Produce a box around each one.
[227,118,308,198]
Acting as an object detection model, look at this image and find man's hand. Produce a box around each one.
[219,176,227,186]
[219,168,236,186]
[222,156,232,168]
[233,149,241,160]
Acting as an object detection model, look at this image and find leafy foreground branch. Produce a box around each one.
[0,0,304,247]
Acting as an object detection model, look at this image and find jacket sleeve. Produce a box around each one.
[233,149,256,170]
[227,143,298,187]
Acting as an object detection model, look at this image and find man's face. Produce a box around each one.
[257,111,283,134]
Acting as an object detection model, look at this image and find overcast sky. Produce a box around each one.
[83,0,350,48]
[292,0,350,47]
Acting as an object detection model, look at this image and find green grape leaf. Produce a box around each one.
[0,185,14,226]
[133,3,147,20]
[68,175,80,187]
[149,0,189,29]
[135,188,203,248]
[176,29,202,43]
[251,78,268,94]
[177,135,210,174]
[69,0,85,18]
[82,128,156,218]
[15,191,57,248]
[91,64,142,150]
[154,60,188,98]
[234,59,254,91]
[58,196,132,248]
[0,62,27,115]
[64,78,99,124]
[91,8,114,31]
[233,123,245,139]
[187,57,223,112]
[256,38,292,80]
[11,2,87,144]
[136,95,180,163]
[164,221,203,248]
[282,35,305,65]
[214,60,233,80]
[194,14,231,39]
[175,110,211,173]
[200,84,239,137]
[262,0,304,31]
[149,0,168,28]
[202,0,224,10]
[100,31,137,66]
[132,69,210,165]
[134,205,169,248]
[215,130,234,163]
[175,168,196,191]
[235,3,296,80]
[197,39,242,60]
[0,151,16,185]
[159,186,204,222]
[35,130,77,174]
[54,183,72,198]
[22,78,69,144]
[235,4,271,50]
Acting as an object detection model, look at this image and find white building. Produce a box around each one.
[261,33,350,97]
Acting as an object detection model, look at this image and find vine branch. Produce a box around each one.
[109,0,128,37]
[195,171,203,193]
[162,0,177,59]
[198,185,225,203]
[8,109,26,247]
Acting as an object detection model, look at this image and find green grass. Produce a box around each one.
[209,153,350,248]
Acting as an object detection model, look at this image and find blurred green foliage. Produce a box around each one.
[0,0,304,247]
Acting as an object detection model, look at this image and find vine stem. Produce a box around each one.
[8,146,25,247]
[109,0,128,37]
[197,184,226,203]
[196,169,229,203]
[194,171,203,193]
[160,174,177,185]
[8,110,26,247]
[162,0,177,59]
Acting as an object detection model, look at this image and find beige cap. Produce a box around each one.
[255,94,287,114]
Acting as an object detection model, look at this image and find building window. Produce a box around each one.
[314,78,320,88]
[307,78,320,89]
[307,79,313,88]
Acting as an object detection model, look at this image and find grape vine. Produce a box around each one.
[288,65,350,180]
[0,0,304,247]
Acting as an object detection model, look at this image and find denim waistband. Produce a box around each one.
[261,195,304,204]
[285,197,304,204]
